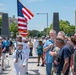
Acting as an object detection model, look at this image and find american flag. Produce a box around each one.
[17,0,34,36]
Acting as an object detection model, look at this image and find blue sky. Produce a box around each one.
[0,0,76,31]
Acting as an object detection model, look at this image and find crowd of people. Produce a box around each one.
[0,37,13,71]
[0,29,76,75]
[43,30,76,75]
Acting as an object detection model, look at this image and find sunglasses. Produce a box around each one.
[56,38,64,43]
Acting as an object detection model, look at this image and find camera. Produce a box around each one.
[55,53,61,63]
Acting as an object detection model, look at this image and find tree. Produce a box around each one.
[9,22,18,38]
[49,20,75,36]
[59,20,75,36]
[28,30,40,37]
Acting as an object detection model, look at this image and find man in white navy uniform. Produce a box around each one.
[13,42,28,75]
[22,38,30,74]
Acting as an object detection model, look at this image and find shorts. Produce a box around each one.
[2,53,6,60]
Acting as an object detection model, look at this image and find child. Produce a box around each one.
[13,42,28,75]
[37,40,44,66]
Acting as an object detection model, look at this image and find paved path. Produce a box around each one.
[0,55,46,75]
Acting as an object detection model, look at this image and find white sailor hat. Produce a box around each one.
[17,42,23,46]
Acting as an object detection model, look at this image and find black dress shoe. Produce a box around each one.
[37,64,40,66]
[2,68,5,71]
[26,72,28,74]
[41,64,44,66]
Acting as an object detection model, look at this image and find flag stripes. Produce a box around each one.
[17,0,34,36]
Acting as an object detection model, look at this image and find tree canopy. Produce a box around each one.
[9,22,18,38]
[0,17,75,37]
[49,20,75,36]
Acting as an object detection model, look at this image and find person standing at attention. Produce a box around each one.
[37,40,44,66]
[13,42,28,75]
[43,29,56,75]
[28,39,33,56]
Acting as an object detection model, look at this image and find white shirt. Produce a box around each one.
[13,49,28,66]
[23,43,30,59]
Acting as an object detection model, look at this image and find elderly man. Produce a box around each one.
[58,31,74,75]
[43,29,56,75]
[55,35,71,75]
[57,31,65,38]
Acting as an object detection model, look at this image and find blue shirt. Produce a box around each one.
[43,39,54,63]
[37,44,43,55]
[57,45,71,73]
[5,40,10,46]
[2,41,6,53]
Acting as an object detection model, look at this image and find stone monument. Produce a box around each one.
[53,13,60,34]
[1,13,10,38]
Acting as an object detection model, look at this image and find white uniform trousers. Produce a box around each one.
[14,63,26,75]
[25,60,28,73]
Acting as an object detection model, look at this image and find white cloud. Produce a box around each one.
[0,3,6,11]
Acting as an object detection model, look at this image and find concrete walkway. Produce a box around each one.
[0,55,46,75]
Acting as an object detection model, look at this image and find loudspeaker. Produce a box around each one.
[1,13,10,38]
[53,13,60,34]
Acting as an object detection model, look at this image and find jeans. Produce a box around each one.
[46,63,52,75]
[56,68,69,75]
[29,48,33,56]
[56,72,61,75]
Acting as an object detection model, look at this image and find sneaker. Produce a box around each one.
[41,64,44,66]
[37,64,40,66]
[2,68,5,71]
[26,72,28,74]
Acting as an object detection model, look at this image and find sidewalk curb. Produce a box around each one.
[29,56,38,58]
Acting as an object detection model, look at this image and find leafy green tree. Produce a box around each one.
[28,20,75,37]
[59,20,75,36]
[28,30,40,37]
[9,22,18,38]
[49,20,75,36]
